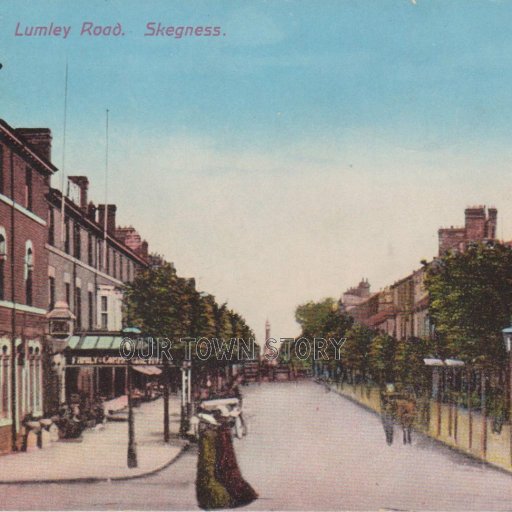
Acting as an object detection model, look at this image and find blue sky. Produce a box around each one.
[2,0,512,340]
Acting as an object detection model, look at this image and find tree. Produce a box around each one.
[369,332,396,385]
[425,242,512,366]
[123,261,180,338]
[295,298,338,338]
[395,336,434,394]
[340,323,373,380]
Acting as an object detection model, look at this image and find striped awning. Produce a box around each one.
[67,335,125,351]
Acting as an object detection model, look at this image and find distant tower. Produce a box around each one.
[262,319,276,365]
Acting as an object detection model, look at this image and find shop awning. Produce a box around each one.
[64,332,165,367]
[67,335,125,351]
[133,366,162,376]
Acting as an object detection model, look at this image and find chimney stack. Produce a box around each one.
[87,202,96,221]
[15,128,53,161]
[97,204,117,235]
[68,176,89,209]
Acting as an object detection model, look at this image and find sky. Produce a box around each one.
[2,0,512,342]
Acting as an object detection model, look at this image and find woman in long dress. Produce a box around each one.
[196,418,233,510]
[215,416,258,507]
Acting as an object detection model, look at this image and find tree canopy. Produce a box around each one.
[425,242,512,366]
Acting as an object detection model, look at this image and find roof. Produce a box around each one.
[0,119,57,174]
[367,309,396,327]
[48,187,149,267]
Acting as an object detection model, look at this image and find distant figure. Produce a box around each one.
[396,399,416,444]
[380,400,394,446]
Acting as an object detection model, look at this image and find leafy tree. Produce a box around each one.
[425,242,512,366]
[368,332,396,385]
[394,336,433,392]
[295,298,338,338]
[123,261,180,338]
[340,323,373,380]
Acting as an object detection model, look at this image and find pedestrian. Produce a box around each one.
[215,414,258,507]
[196,414,233,510]
[380,395,394,446]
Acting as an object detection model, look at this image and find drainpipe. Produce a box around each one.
[9,148,17,452]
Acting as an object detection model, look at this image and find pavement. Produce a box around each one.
[0,394,188,483]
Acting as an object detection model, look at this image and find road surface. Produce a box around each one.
[1,380,512,510]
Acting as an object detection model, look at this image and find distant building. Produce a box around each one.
[438,206,497,255]
[340,278,371,311]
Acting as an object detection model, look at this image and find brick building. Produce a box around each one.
[345,207,496,343]
[46,177,150,412]
[438,206,497,255]
[0,120,56,453]
[340,278,371,311]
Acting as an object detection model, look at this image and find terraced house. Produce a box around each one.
[0,118,152,455]
[45,177,150,413]
[0,120,56,453]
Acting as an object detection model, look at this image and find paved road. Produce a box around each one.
[1,381,512,510]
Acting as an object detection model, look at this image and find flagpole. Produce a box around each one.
[59,62,69,252]
[103,109,109,271]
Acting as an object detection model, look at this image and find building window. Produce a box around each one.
[88,291,94,330]
[113,252,117,279]
[49,276,55,310]
[97,240,103,271]
[106,247,110,275]
[25,242,34,306]
[73,223,81,260]
[75,287,82,330]
[120,257,124,282]
[0,229,6,301]
[87,233,93,266]
[101,295,108,330]
[64,218,70,254]
[0,344,10,420]
[25,167,32,211]
[48,207,55,246]
[65,282,71,307]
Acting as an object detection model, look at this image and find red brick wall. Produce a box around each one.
[0,142,49,311]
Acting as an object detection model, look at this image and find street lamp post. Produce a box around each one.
[180,359,192,437]
[501,326,512,467]
[122,327,141,469]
